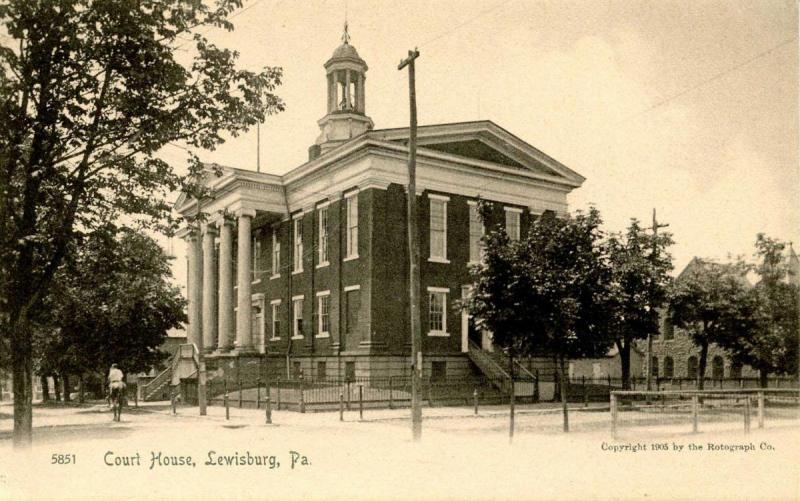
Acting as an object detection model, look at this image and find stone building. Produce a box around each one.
[173,33,585,383]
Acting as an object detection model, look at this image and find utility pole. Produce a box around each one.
[645,208,669,393]
[399,48,422,441]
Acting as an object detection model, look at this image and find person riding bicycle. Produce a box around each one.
[108,363,126,404]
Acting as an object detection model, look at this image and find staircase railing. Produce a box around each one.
[468,341,512,393]
[141,344,198,401]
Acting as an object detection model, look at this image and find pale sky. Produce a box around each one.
[158,0,799,288]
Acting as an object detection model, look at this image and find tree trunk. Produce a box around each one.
[62,374,71,403]
[617,339,631,390]
[759,368,769,389]
[698,342,708,391]
[559,356,569,433]
[78,375,85,404]
[40,375,50,403]
[53,375,61,402]
[11,332,33,447]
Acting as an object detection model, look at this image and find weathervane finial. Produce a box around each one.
[342,21,350,44]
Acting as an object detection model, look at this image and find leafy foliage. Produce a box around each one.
[669,258,753,388]
[0,0,284,444]
[466,202,614,361]
[605,219,674,387]
[712,235,799,381]
[36,227,187,379]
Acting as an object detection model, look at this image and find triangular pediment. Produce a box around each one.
[370,121,584,186]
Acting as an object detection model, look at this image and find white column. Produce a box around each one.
[236,209,256,352]
[344,69,351,109]
[201,223,218,353]
[357,74,365,113]
[328,73,335,113]
[217,217,234,352]
[186,228,202,349]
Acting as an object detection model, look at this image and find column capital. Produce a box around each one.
[202,221,219,236]
[235,208,257,219]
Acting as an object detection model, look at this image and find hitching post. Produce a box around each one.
[238,377,243,409]
[473,388,478,415]
[265,395,272,424]
[610,392,618,439]
[171,389,176,415]
[256,378,261,409]
[691,394,699,433]
[389,376,394,410]
[339,391,344,421]
[757,391,765,429]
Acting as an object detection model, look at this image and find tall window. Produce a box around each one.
[687,356,698,379]
[505,207,521,241]
[252,235,262,282]
[270,300,281,340]
[293,215,303,273]
[650,356,659,377]
[317,291,330,337]
[251,297,264,351]
[468,202,483,263]
[429,196,448,261]
[345,192,358,259]
[318,205,329,266]
[428,287,448,335]
[712,356,724,379]
[271,227,280,278]
[663,316,674,340]
[292,296,304,338]
[664,356,674,378]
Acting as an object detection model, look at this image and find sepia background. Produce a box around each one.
[154,0,798,289]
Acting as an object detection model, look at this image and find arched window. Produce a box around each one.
[651,356,659,377]
[712,356,724,379]
[687,356,698,379]
[730,362,743,379]
[664,357,674,378]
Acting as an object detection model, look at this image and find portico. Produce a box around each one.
[175,169,287,355]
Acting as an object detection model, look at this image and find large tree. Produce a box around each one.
[0,0,284,445]
[714,235,799,387]
[605,219,673,389]
[669,259,752,390]
[36,227,186,396]
[466,203,613,432]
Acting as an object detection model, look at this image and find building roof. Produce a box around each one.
[330,41,362,61]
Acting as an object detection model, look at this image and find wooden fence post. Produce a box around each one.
[358,384,364,420]
[389,376,394,410]
[582,375,588,407]
[744,395,751,434]
[610,392,618,439]
[757,391,765,429]
[691,394,699,433]
[339,391,344,421]
[238,377,243,409]
[224,389,230,420]
[265,394,272,424]
[256,378,261,409]
[474,388,479,415]
[299,382,306,414]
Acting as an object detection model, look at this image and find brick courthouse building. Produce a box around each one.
[174,35,584,384]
